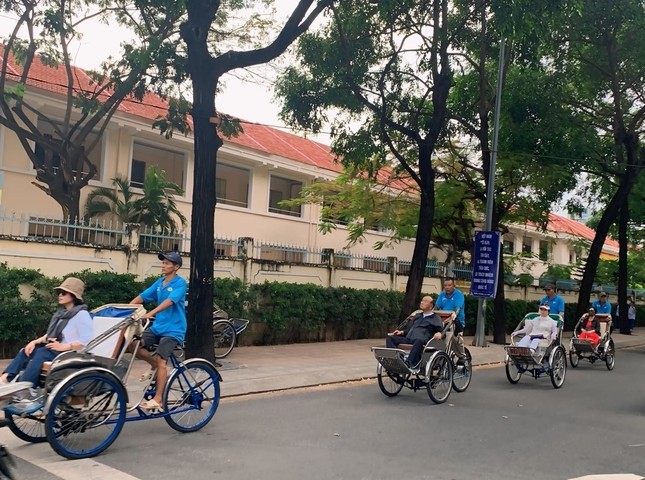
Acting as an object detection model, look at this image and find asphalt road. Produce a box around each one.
[3,347,645,480]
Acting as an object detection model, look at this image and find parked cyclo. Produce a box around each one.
[504,310,567,389]
[569,311,615,370]
[372,310,472,404]
[2,304,221,460]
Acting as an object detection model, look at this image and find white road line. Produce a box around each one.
[0,429,142,480]
[570,475,644,480]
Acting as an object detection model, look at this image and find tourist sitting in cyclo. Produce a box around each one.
[0,277,93,411]
[511,304,559,357]
[386,296,443,370]
[576,307,601,348]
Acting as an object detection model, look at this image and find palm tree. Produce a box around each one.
[84,166,187,233]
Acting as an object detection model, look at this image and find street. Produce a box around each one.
[3,347,645,480]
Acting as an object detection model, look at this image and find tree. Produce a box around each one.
[0,0,185,221]
[84,166,187,232]
[546,0,645,324]
[445,0,586,342]
[276,0,460,320]
[177,0,332,360]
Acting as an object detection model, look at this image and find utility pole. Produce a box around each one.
[473,38,506,347]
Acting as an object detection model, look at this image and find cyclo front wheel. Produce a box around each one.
[426,352,453,404]
[213,320,236,359]
[5,408,47,443]
[376,364,404,397]
[505,358,522,384]
[45,370,127,459]
[164,359,221,433]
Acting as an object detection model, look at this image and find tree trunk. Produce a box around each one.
[576,174,635,321]
[618,200,630,334]
[491,212,507,344]
[181,3,220,362]
[399,145,435,321]
[184,76,220,362]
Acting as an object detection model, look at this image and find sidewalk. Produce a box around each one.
[1,328,644,398]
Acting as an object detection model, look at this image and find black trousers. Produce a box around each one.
[386,335,425,366]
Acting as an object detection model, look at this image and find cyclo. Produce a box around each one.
[569,313,615,370]
[504,311,567,389]
[2,304,221,460]
[371,311,472,404]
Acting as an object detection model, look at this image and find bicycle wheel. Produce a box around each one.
[549,346,567,389]
[45,370,127,459]
[451,348,472,393]
[5,409,47,443]
[164,359,221,433]
[505,360,522,384]
[569,349,579,368]
[605,339,615,371]
[426,352,453,404]
[213,320,236,359]
[376,364,404,397]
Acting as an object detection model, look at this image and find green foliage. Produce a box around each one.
[84,166,186,232]
[0,264,63,357]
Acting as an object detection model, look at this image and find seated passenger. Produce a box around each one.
[577,308,601,347]
[386,296,443,369]
[512,304,558,354]
[0,277,93,409]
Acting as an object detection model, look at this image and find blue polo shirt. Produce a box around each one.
[540,294,565,316]
[436,289,466,327]
[591,300,612,314]
[140,275,187,343]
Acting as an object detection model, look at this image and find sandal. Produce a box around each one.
[139,369,155,382]
[139,399,163,412]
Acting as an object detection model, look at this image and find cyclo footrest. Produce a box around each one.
[371,347,413,375]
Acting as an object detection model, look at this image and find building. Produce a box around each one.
[0,47,619,285]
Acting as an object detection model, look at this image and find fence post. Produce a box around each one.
[322,248,335,288]
[124,223,140,274]
[239,237,254,285]
[388,256,398,291]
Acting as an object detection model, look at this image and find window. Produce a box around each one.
[268,176,302,217]
[131,160,146,188]
[35,119,102,180]
[216,164,250,208]
[522,237,532,256]
[503,239,514,254]
[539,240,549,261]
[131,141,186,190]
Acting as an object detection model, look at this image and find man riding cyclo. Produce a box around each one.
[435,278,467,365]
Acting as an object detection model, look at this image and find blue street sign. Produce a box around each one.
[470,231,501,298]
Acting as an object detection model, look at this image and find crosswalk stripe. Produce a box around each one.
[569,475,644,480]
[2,434,142,480]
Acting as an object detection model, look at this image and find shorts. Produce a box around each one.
[141,330,179,360]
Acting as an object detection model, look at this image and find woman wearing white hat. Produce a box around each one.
[0,277,93,406]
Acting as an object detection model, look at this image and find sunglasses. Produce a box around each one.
[57,290,71,296]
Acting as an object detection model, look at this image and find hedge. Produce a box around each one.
[1,265,643,356]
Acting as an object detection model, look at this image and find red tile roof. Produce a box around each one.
[547,212,619,250]
[0,45,342,174]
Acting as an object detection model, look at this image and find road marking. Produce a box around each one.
[570,475,644,480]
[0,429,142,480]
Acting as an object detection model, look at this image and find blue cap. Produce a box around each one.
[158,251,182,267]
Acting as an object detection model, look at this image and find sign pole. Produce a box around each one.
[473,38,506,347]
